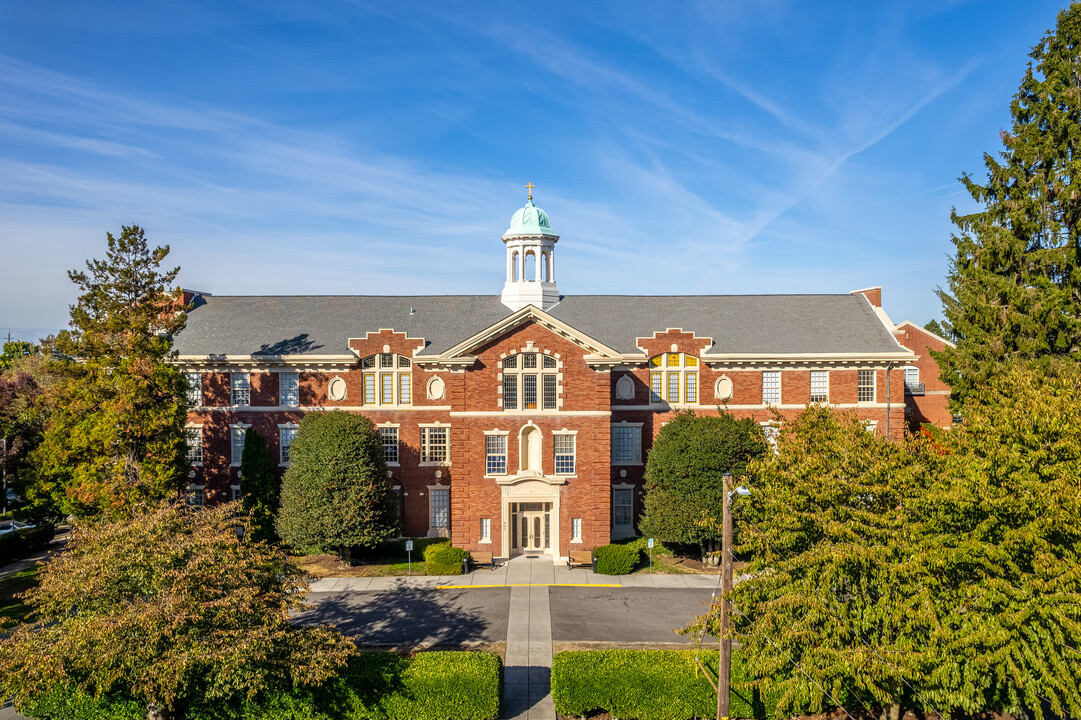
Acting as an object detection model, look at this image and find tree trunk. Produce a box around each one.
[879,703,903,720]
[339,545,352,566]
[147,703,170,720]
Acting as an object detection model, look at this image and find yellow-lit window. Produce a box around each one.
[686,373,697,403]
[648,353,699,405]
[650,373,662,402]
[667,373,680,403]
[667,353,680,367]
[361,354,412,406]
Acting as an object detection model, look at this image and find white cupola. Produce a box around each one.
[500,183,560,311]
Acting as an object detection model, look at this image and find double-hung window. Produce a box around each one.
[231,373,250,406]
[421,427,449,464]
[185,427,203,465]
[429,487,450,533]
[279,426,297,465]
[279,372,299,406]
[185,372,202,407]
[810,370,829,403]
[762,371,781,405]
[230,425,249,466]
[485,434,507,475]
[904,366,920,391]
[502,352,559,411]
[858,370,876,402]
[611,424,642,464]
[612,487,634,537]
[648,353,698,404]
[380,427,399,465]
[554,434,575,475]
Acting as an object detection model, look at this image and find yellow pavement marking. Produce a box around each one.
[437,583,621,589]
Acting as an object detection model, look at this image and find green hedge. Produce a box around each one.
[552,649,771,720]
[0,524,55,565]
[593,543,640,575]
[20,651,503,720]
[423,542,467,575]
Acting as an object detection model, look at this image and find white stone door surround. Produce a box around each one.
[498,474,562,560]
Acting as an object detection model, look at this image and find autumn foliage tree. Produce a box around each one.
[0,502,356,720]
[33,226,189,518]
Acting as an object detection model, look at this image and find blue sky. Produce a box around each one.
[0,0,1070,341]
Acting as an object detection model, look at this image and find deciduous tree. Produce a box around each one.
[276,411,399,563]
[0,502,355,720]
[936,5,1081,405]
[32,225,189,518]
[638,411,767,562]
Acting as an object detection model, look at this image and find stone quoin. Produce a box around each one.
[173,190,942,561]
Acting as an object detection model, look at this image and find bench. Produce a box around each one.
[567,549,594,571]
[463,550,496,573]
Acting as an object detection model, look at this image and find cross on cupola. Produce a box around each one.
[500,185,560,311]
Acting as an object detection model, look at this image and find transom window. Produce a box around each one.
[502,352,559,411]
[421,426,449,465]
[380,427,399,465]
[649,353,698,404]
[486,435,508,475]
[554,434,575,475]
[810,370,829,403]
[762,371,781,405]
[231,372,250,406]
[858,370,876,403]
[279,372,299,407]
[361,354,412,406]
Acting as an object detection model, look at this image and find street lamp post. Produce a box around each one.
[718,472,751,720]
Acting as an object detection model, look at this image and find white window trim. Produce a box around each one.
[810,369,830,404]
[278,371,301,407]
[187,483,206,508]
[479,517,492,544]
[419,422,452,467]
[277,422,298,467]
[610,422,644,466]
[760,420,781,454]
[762,370,781,406]
[360,354,413,408]
[230,372,251,407]
[552,428,578,478]
[377,422,401,467]
[230,484,242,502]
[570,517,583,544]
[427,483,451,538]
[185,422,204,467]
[865,420,879,435]
[857,369,877,404]
[229,422,252,467]
[498,346,564,413]
[647,353,701,408]
[185,371,203,408]
[483,429,510,478]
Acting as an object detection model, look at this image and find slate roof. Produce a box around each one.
[172,294,905,358]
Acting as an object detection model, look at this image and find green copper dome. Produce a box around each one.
[504,199,558,238]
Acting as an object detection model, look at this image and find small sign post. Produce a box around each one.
[405,540,414,575]
[647,538,654,573]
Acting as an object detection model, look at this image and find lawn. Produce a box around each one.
[0,565,42,624]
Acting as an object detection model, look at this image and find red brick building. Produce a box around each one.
[174,195,922,560]
[893,320,955,430]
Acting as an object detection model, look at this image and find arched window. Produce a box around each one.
[648,353,698,405]
[361,353,412,406]
[502,352,559,411]
[512,251,520,282]
[525,252,536,281]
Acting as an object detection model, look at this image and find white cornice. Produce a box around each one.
[436,305,622,361]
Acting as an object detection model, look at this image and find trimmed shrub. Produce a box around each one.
[0,524,55,565]
[552,649,770,720]
[18,651,503,720]
[423,542,467,575]
[593,543,640,575]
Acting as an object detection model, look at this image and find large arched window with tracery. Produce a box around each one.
[361,353,412,406]
[648,352,698,405]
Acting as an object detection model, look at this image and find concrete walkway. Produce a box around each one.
[502,557,556,720]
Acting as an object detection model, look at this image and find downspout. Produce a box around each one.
[886,362,895,438]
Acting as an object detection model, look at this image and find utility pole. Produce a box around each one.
[718,471,733,720]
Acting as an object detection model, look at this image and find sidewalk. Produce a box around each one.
[307,559,722,592]
[0,529,69,580]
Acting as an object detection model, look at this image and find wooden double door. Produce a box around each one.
[510,501,551,555]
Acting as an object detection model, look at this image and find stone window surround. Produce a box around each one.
[483,429,510,478]
[610,421,643,466]
[377,422,401,467]
[552,428,578,478]
[419,422,451,467]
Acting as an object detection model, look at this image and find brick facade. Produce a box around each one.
[894,321,955,430]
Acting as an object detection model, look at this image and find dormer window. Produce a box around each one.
[502,352,559,411]
[361,354,412,406]
[648,353,698,405]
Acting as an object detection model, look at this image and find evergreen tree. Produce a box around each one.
[936,5,1081,404]
[31,226,188,519]
[276,411,398,563]
[638,411,766,562]
[922,319,955,343]
[239,428,278,543]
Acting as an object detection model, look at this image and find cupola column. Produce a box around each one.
[500,185,561,312]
